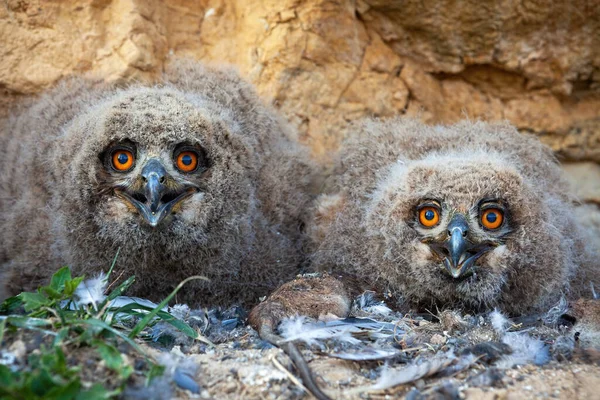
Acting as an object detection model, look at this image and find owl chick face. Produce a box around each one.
[99,139,208,228]
[365,152,540,309]
[54,88,255,247]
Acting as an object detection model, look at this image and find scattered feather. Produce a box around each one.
[552,335,575,361]
[368,353,456,390]
[169,304,191,320]
[488,310,551,368]
[353,292,392,316]
[490,310,509,334]
[329,347,401,361]
[279,316,361,346]
[496,331,550,368]
[543,295,569,326]
[74,272,107,310]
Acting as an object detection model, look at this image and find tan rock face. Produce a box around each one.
[1,0,599,164]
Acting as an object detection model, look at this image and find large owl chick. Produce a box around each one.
[0,61,313,307]
[311,118,598,315]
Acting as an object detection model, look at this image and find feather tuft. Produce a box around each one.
[279,316,361,346]
[74,272,107,309]
[490,309,509,334]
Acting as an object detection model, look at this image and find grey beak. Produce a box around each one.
[444,214,470,278]
[115,159,197,228]
[142,159,166,213]
[437,214,495,279]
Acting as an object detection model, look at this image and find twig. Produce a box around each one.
[270,354,308,392]
[259,324,332,400]
[105,269,126,293]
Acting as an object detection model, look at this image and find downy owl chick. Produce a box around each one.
[0,61,313,307]
[309,118,598,315]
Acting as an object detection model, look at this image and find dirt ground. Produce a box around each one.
[138,339,600,400]
[3,299,600,399]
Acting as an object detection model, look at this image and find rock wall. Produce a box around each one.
[1,1,599,178]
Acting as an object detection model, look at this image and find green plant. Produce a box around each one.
[0,259,208,400]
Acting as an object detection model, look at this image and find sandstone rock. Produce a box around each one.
[0,0,599,164]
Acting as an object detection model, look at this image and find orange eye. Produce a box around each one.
[112,150,134,172]
[481,208,504,230]
[176,151,198,172]
[419,207,440,227]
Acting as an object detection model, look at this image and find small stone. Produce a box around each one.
[8,340,26,360]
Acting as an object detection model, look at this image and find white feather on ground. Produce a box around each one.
[278,316,403,346]
[73,272,107,309]
[352,352,477,392]
[279,316,361,346]
[489,310,550,368]
[329,348,401,361]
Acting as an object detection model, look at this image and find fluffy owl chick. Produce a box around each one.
[308,118,598,315]
[0,61,313,307]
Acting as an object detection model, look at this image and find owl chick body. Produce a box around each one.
[0,61,312,307]
[311,118,598,315]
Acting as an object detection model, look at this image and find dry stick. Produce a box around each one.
[270,354,308,392]
[259,324,332,400]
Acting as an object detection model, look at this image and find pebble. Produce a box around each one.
[8,340,26,360]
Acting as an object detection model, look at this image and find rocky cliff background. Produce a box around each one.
[1,0,599,205]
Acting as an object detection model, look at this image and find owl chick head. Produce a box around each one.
[312,118,590,314]
[52,84,260,250]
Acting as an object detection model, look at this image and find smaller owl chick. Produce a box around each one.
[251,118,598,329]
[0,61,313,307]
[310,118,598,315]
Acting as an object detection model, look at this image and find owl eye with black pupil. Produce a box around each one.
[175,150,199,173]
[418,206,440,228]
[481,208,503,230]
[111,149,135,172]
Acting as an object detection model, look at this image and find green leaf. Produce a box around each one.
[146,363,165,385]
[41,286,62,300]
[129,276,207,339]
[92,340,122,371]
[53,328,70,347]
[0,296,23,315]
[50,266,72,292]
[118,365,133,380]
[73,319,146,356]
[5,316,53,329]
[76,384,119,400]
[105,248,121,281]
[18,291,49,312]
[64,277,84,297]
[29,367,58,396]
[110,302,201,342]
[105,276,135,302]
[44,378,81,400]
[0,365,13,388]
[157,314,197,339]
[0,318,5,346]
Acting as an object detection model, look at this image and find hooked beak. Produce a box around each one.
[430,214,494,279]
[115,159,197,227]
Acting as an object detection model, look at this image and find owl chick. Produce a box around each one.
[0,61,313,307]
[309,118,598,315]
